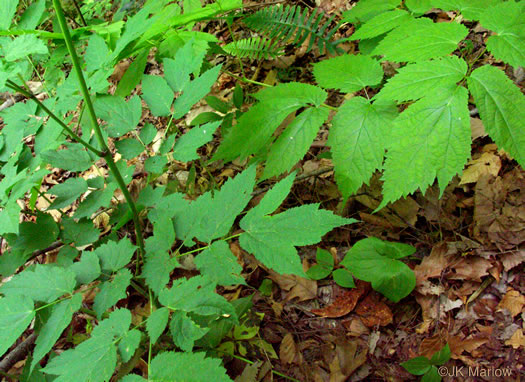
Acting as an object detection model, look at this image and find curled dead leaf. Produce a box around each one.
[497,288,525,317]
[311,281,369,318]
[355,294,393,328]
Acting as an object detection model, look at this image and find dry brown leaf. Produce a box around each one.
[505,329,525,349]
[450,256,492,282]
[448,334,489,358]
[500,250,525,271]
[497,288,525,317]
[459,152,501,185]
[311,281,369,318]
[267,270,317,302]
[329,340,367,382]
[355,294,393,328]
[414,243,449,290]
[279,333,298,365]
[470,117,487,140]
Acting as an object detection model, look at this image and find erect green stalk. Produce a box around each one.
[52,0,145,256]
[5,80,104,156]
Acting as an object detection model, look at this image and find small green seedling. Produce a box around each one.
[401,344,451,382]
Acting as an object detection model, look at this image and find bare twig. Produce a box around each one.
[0,333,37,372]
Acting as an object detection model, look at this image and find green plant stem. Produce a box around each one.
[5,80,105,157]
[175,233,242,258]
[52,0,145,258]
[70,0,87,26]
[222,70,338,111]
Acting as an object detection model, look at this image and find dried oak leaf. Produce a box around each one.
[355,294,393,328]
[497,288,525,317]
[279,333,299,365]
[267,269,317,302]
[311,281,369,318]
[505,329,525,349]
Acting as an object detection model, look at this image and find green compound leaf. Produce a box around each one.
[93,268,132,318]
[0,295,34,358]
[379,87,470,209]
[434,0,505,21]
[401,356,432,375]
[69,251,101,285]
[372,18,468,62]
[94,95,142,138]
[173,65,222,119]
[172,121,221,162]
[149,352,232,382]
[11,212,59,254]
[3,35,48,61]
[115,48,149,98]
[422,366,442,382]
[194,240,245,286]
[0,264,76,303]
[74,184,117,219]
[468,65,525,167]
[332,268,355,288]
[340,238,416,302]
[48,177,88,210]
[147,307,170,344]
[41,143,92,172]
[164,40,206,93]
[240,173,355,276]
[31,294,82,373]
[115,138,144,160]
[170,311,209,352]
[350,10,413,40]
[42,309,131,382]
[374,56,468,103]
[0,0,19,30]
[306,248,334,280]
[61,217,100,246]
[141,75,174,117]
[313,54,383,93]
[93,238,137,273]
[118,329,142,363]
[173,166,256,245]
[214,83,327,162]
[479,2,525,68]
[328,97,398,199]
[159,275,237,319]
[263,107,329,180]
[85,34,110,73]
[342,0,401,23]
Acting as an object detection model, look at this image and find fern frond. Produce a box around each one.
[223,37,284,59]
[243,5,342,55]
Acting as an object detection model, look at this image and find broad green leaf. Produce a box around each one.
[11,212,59,254]
[120,375,145,382]
[372,18,468,62]
[41,143,92,172]
[329,97,398,199]
[422,367,441,382]
[94,238,137,272]
[241,203,355,276]
[118,329,141,363]
[173,166,256,245]
[141,75,174,117]
[173,65,222,119]
[314,54,383,93]
[340,238,416,302]
[246,172,296,218]
[149,352,232,382]
[18,0,46,30]
[139,123,157,145]
[332,268,355,288]
[0,264,76,303]
[93,268,132,318]
[164,40,206,92]
[74,184,117,219]
[434,0,504,21]
[94,95,142,138]
[380,87,470,208]
[0,200,20,235]
[31,294,82,372]
[194,240,245,286]
[48,178,88,210]
[342,0,401,23]
[0,295,34,358]
[61,217,100,246]
[401,356,432,375]
[468,65,525,167]
[42,309,131,382]
[115,48,149,97]
[34,118,65,155]
[404,0,433,14]
[172,121,221,162]
[374,56,467,103]
[214,83,326,161]
[351,10,413,40]
[206,96,230,114]
[142,218,178,295]
[263,107,329,180]
[159,275,236,318]
[479,2,525,68]
[430,343,451,365]
[115,138,144,159]
[170,311,209,352]
[3,35,47,61]
[147,307,170,344]
[0,0,19,30]
[69,251,101,285]
[306,248,334,280]
[85,34,110,73]
[145,155,167,173]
